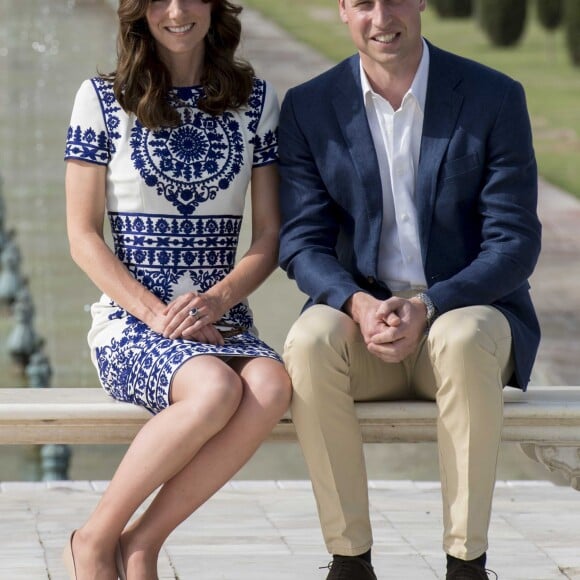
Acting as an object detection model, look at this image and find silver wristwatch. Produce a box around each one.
[416,292,438,329]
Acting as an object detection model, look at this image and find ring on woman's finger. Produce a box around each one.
[188,307,200,319]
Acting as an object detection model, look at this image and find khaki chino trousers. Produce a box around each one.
[283,302,513,561]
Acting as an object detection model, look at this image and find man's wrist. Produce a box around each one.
[415,292,438,329]
[344,291,372,322]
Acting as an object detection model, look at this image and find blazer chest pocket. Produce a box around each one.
[440,153,480,181]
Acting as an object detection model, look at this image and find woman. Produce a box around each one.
[63,0,291,577]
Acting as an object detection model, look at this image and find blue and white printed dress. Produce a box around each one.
[65,77,281,414]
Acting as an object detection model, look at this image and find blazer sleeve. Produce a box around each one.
[427,80,541,313]
[278,89,363,310]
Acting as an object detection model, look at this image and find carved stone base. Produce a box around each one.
[519,443,580,490]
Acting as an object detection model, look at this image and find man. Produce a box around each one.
[278,1,541,579]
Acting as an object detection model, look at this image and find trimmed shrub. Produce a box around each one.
[537,0,563,31]
[431,0,473,18]
[564,0,580,65]
[478,0,528,47]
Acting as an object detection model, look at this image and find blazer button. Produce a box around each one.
[367,276,376,285]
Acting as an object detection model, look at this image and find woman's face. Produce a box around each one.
[145,0,212,63]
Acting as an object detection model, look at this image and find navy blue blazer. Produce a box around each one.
[278,41,542,390]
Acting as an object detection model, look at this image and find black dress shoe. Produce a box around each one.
[446,558,498,579]
[322,555,378,580]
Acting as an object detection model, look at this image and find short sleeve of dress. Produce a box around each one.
[252,80,279,168]
[64,78,111,166]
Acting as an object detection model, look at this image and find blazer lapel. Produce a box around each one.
[328,49,464,272]
[417,43,464,259]
[331,56,384,230]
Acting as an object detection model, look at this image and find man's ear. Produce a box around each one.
[338,0,349,24]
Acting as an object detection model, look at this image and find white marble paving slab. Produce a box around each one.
[0,480,578,579]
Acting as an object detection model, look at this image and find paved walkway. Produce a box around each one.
[1,479,580,580]
[1,4,580,580]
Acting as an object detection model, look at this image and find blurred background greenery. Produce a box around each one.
[242,0,580,199]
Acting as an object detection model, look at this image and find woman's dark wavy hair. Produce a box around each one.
[101,0,255,129]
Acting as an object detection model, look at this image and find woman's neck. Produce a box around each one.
[160,47,205,87]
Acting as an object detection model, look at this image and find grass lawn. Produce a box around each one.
[241,0,580,198]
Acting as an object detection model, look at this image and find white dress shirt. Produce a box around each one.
[360,39,430,291]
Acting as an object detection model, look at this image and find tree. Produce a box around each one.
[537,0,563,32]
[564,0,580,66]
[431,0,473,18]
[537,0,562,63]
[479,0,528,47]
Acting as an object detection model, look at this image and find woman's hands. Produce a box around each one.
[161,291,227,345]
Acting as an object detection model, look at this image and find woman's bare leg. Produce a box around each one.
[69,355,244,580]
[119,357,291,579]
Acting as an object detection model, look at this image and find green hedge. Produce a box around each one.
[431,0,473,18]
[478,0,528,47]
[564,0,580,65]
[537,0,563,31]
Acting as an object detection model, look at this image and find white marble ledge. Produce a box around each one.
[2,386,580,489]
[2,386,580,444]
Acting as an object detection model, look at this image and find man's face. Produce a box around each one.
[338,0,425,71]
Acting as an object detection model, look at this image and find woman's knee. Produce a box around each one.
[209,373,245,423]
[269,367,293,415]
[172,358,244,427]
[242,360,293,417]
